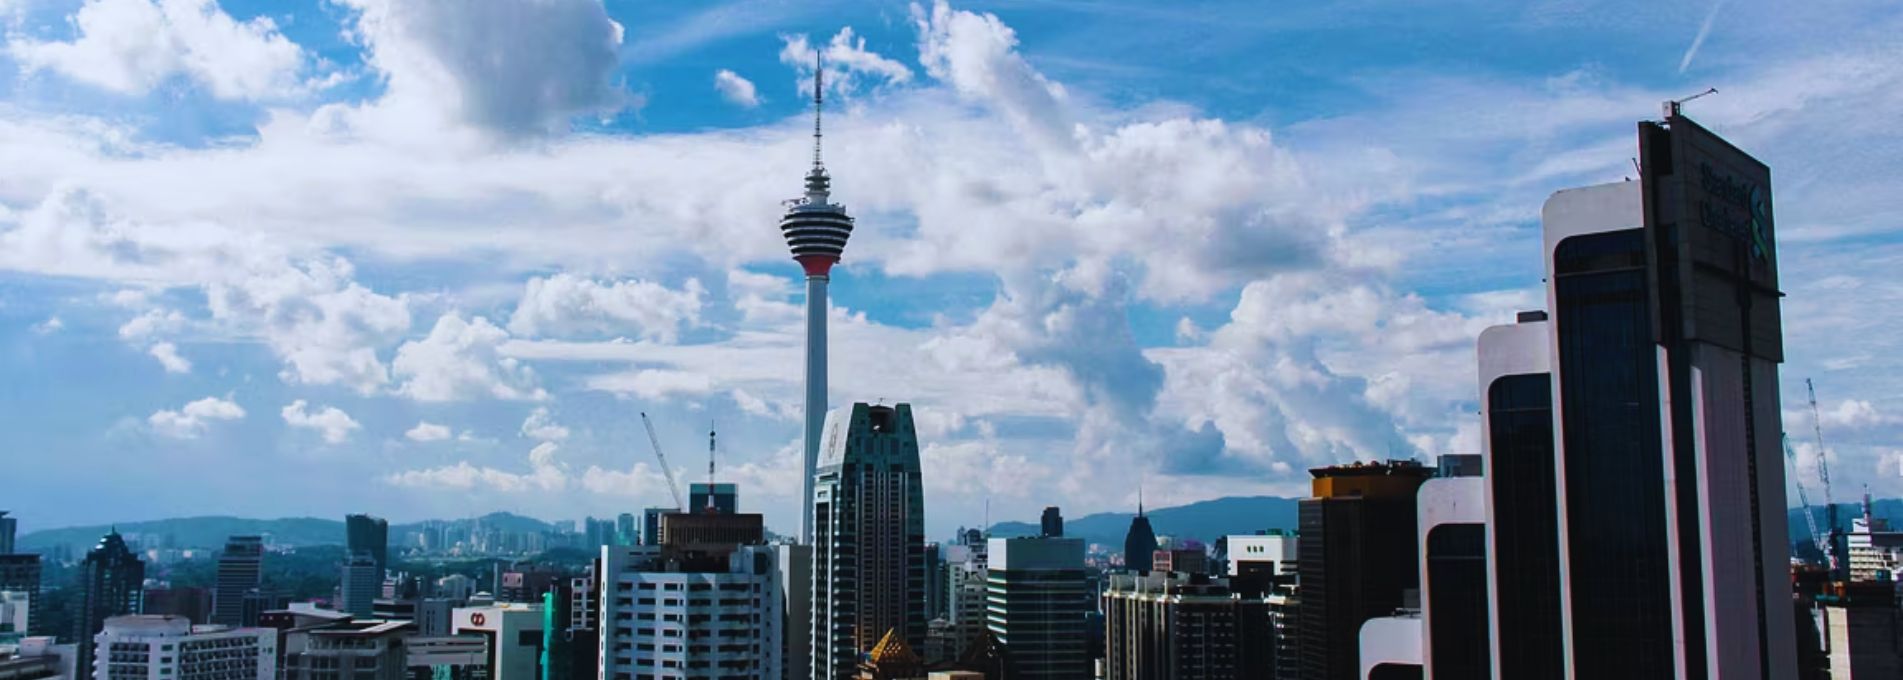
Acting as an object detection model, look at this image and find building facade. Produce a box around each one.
[282,619,411,680]
[985,537,1087,680]
[1296,461,1431,680]
[94,615,275,680]
[453,604,543,680]
[1475,313,1563,680]
[75,531,145,675]
[1100,572,1271,680]
[597,544,784,680]
[812,403,927,680]
[213,536,264,627]
[0,555,38,637]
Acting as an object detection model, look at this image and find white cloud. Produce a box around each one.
[519,407,569,442]
[778,26,914,97]
[328,0,628,138]
[148,341,192,373]
[30,316,63,334]
[713,69,760,108]
[118,308,185,341]
[586,368,714,401]
[280,399,361,444]
[148,395,244,438]
[9,0,308,100]
[393,313,545,402]
[405,421,451,442]
[507,274,705,341]
[383,441,565,492]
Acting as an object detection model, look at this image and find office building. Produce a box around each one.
[812,403,927,680]
[616,513,638,547]
[778,544,813,680]
[1475,311,1562,679]
[1101,571,1273,680]
[436,575,476,602]
[1296,460,1431,680]
[0,557,40,637]
[1540,111,1796,677]
[1357,614,1422,680]
[1151,547,1208,576]
[1816,582,1903,679]
[597,544,785,680]
[1843,494,1903,582]
[0,512,14,555]
[1417,476,1486,680]
[923,543,944,623]
[93,615,276,680]
[1,591,27,634]
[1226,532,1296,578]
[404,635,489,680]
[214,536,265,627]
[141,587,212,626]
[499,565,566,604]
[781,67,857,546]
[346,515,389,572]
[655,512,764,552]
[689,483,739,515]
[1121,496,1157,573]
[74,530,145,675]
[340,553,381,617]
[453,603,543,680]
[585,518,617,553]
[1039,508,1063,539]
[985,537,1086,680]
[282,619,411,680]
[642,508,671,548]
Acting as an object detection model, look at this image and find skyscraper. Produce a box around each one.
[811,403,925,680]
[1121,494,1157,573]
[1540,110,1795,678]
[0,511,15,554]
[74,530,145,674]
[345,514,389,571]
[985,536,1088,680]
[780,59,855,545]
[214,535,264,626]
[1039,507,1063,538]
[1296,460,1431,680]
[615,512,636,547]
[1476,312,1562,678]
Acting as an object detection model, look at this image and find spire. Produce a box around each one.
[803,50,831,202]
[1137,484,1145,517]
[706,422,717,514]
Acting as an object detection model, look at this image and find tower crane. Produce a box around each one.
[639,412,686,511]
[1783,433,1827,560]
[1806,379,1843,577]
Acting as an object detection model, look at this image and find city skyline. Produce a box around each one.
[3,0,1901,543]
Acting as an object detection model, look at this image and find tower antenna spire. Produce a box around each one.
[812,50,824,171]
[706,421,717,513]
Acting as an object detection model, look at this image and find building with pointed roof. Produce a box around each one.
[859,629,924,680]
[1121,491,1157,573]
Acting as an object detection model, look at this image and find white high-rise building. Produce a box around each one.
[597,545,785,680]
[93,615,275,680]
[452,603,542,680]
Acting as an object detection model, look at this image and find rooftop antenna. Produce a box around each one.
[983,498,990,537]
[1663,87,1717,118]
[812,50,825,172]
[706,421,717,514]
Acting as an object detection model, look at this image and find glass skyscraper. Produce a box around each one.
[811,403,926,680]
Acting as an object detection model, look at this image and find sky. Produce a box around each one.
[1,0,1900,540]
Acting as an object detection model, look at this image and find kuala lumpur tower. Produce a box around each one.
[780,58,853,544]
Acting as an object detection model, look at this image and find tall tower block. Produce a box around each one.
[781,57,855,544]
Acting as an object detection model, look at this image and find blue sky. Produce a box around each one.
[1,0,1899,540]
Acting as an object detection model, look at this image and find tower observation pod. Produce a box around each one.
[782,55,854,545]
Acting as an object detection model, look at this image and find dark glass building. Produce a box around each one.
[1476,316,1563,678]
[345,514,389,571]
[74,530,145,674]
[1039,507,1064,538]
[812,403,927,680]
[1297,460,1432,680]
[1121,502,1156,573]
[213,535,264,626]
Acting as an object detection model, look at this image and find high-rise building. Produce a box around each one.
[1296,460,1431,680]
[1226,531,1297,578]
[1,590,28,634]
[584,517,617,552]
[453,603,545,680]
[597,544,785,680]
[1417,476,1486,680]
[346,514,389,572]
[1476,311,1562,679]
[812,403,926,680]
[141,586,212,625]
[340,553,381,617]
[1039,508,1063,539]
[616,513,637,547]
[0,554,40,636]
[0,511,15,554]
[780,61,855,546]
[688,483,739,515]
[985,537,1087,680]
[1121,496,1157,573]
[93,615,276,680]
[778,543,814,680]
[74,530,145,675]
[641,508,671,547]
[1540,111,1795,677]
[1101,571,1274,680]
[213,536,264,627]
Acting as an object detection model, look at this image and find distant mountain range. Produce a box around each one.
[16,496,1894,557]
[988,496,1301,548]
[16,512,556,554]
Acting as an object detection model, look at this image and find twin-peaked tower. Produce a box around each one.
[781,59,855,545]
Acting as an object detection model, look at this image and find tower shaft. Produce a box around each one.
[801,274,828,544]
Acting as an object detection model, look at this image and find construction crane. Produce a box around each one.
[1806,379,1843,577]
[1783,433,1827,560]
[639,412,686,511]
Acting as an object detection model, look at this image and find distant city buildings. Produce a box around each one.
[1121,498,1157,574]
[1101,571,1274,680]
[812,403,927,680]
[1038,508,1063,539]
[94,615,275,680]
[213,536,264,627]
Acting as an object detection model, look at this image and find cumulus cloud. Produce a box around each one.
[393,314,545,401]
[586,368,714,400]
[778,26,914,96]
[148,342,192,373]
[519,406,569,442]
[148,395,244,438]
[329,0,628,137]
[9,0,308,100]
[383,441,565,492]
[405,421,451,442]
[713,69,760,107]
[30,316,63,334]
[507,274,705,341]
[281,400,362,444]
